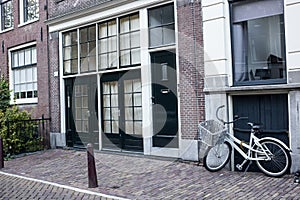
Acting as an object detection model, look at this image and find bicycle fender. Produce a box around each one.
[258,137,292,152]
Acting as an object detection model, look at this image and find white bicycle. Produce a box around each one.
[199,105,292,177]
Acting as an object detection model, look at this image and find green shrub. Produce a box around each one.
[0,76,10,112]
[0,106,43,157]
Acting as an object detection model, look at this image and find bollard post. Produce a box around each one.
[87,143,98,188]
[0,136,4,169]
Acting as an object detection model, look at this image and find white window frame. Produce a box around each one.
[19,0,39,26]
[9,42,38,105]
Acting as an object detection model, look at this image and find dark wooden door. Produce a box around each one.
[151,51,178,148]
[101,70,143,152]
[65,76,99,149]
[233,94,289,171]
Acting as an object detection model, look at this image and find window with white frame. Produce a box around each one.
[231,0,286,85]
[20,0,39,24]
[11,46,38,102]
[0,0,14,30]
[62,13,141,75]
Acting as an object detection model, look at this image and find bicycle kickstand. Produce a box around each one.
[243,161,252,177]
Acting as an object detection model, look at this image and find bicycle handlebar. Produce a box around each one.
[216,105,248,125]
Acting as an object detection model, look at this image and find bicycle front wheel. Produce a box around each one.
[203,141,231,172]
[255,139,291,177]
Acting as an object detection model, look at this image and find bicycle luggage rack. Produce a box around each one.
[198,120,227,160]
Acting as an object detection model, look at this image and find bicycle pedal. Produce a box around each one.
[236,164,243,171]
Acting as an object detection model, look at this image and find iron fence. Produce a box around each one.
[3,115,51,155]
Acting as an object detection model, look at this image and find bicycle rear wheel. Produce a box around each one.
[203,141,231,172]
[255,139,291,177]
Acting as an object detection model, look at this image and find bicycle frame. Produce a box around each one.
[224,130,272,161]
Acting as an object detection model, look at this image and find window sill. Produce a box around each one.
[0,27,14,34]
[18,19,39,28]
[11,98,38,105]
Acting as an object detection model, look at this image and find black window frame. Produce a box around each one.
[1,0,13,30]
[229,0,287,86]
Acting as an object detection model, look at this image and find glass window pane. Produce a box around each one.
[131,32,140,48]
[71,45,78,58]
[64,34,71,46]
[103,95,110,107]
[108,52,117,68]
[125,108,133,120]
[134,93,142,106]
[99,23,107,38]
[13,53,18,67]
[108,20,117,36]
[20,69,26,83]
[89,41,96,56]
[112,121,119,133]
[134,107,142,120]
[111,94,118,107]
[133,79,141,92]
[89,56,96,71]
[80,28,88,42]
[32,47,37,63]
[14,70,20,84]
[76,120,82,132]
[103,83,110,94]
[163,25,175,45]
[89,26,96,41]
[82,96,88,108]
[80,58,88,72]
[103,108,111,120]
[112,108,119,120]
[26,68,33,82]
[33,67,37,81]
[108,36,117,52]
[110,82,118,94]
[64,47,71,60]
[120,50,130,66]
[131,49,141,65]
[124,80,132,93]
[71,59,78,73]
[71,31,77,44]
[162,5,174,24]
[104,121,111,133]
[134,122,142,135]
[125,121,134,135]
[99,39,108,53]
[18,50,25,66]
[120,34,130,50]
[150,27,162,47]
[64,60,71,74]
[80,43,88,57]
[130,14,140,31]
[120,17,130,33]
[99,54,108,69]
[25,48,31,65]
[149,8,161,27]
[124,94,132,106]
[75,97,82,108]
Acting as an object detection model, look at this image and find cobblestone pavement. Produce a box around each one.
[1,149,300,199]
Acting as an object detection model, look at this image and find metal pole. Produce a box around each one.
[0,136,4,169]
[87,143,98,188]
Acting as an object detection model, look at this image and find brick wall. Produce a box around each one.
[48,0,111,19]
[177,0,205,140]
[0,0,49,119]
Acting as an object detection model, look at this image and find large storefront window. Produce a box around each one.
[231,0,286,85]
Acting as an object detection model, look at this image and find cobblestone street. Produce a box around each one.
[0,149,299,199]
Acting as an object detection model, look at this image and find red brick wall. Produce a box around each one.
[0,0,49,119]
[177,0,205,140]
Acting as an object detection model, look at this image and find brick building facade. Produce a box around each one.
[47,0,204,160]
[0,0,49,119]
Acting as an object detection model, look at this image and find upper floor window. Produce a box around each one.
[20,0,39,24]
[148,4,175,48]
[62,13,141,75]
[1,0,14,30]
[11,45,38,103]
[231,0,286,86]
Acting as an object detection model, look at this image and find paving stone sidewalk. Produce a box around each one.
[1,149,299,199]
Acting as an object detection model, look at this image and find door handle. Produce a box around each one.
[160,89,170,94]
